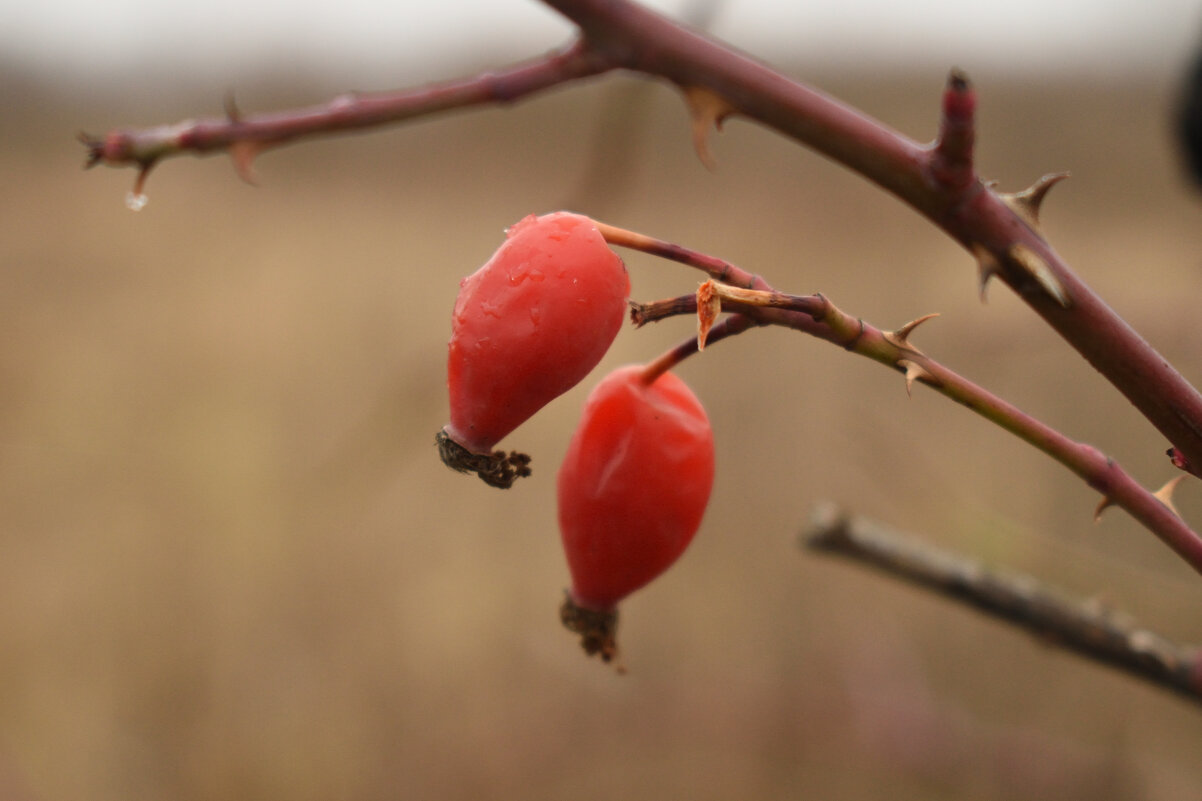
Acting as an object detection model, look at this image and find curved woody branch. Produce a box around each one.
[81,0,1202,476]
[539,0,1202,479]
[81,39,611,187]
[631,281,1202,576]
[604,221,1202,576]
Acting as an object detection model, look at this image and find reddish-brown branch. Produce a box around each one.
[81,39,611,179]
[541,0,1202,478]
[631,282,1202,577]
[607,210,1202,573]
[81,0,1202,478]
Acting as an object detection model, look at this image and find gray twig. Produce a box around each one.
[804,504,1202,707]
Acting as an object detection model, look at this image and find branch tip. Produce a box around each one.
[78,132,104,169]
[1168,447,1193,473]
[932,69,976,190]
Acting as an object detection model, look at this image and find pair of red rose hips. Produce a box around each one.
[438,212,715,667]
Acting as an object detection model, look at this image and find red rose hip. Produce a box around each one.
[557,364,715,666]
[438,212,629,487]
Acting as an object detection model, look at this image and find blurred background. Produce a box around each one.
[5,1,1202,799]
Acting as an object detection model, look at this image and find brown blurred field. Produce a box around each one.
[4,50,1202,801]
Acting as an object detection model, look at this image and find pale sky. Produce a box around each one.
[5,0,1202,82]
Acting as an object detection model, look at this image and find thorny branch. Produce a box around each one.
[80,0,1202,481]
[80,39,611,196]
[623,271,1202,578]
[805,505,1202,707]
[81,3,1202,561]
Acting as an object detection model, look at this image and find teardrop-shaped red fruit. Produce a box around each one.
[557,364,714,611]
[439,212,629,487]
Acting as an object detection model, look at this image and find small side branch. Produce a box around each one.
[930,70,976,192]
[805,506,1202,707]
[81,39,611,189]
[629,277,1202,577]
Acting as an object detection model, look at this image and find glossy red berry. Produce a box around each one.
[438,212,629,487]
[557,364,715,665]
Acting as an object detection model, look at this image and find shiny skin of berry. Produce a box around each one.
[557,365,715,611]
[444,212,629,455]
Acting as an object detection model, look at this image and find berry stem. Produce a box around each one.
[637,313,760,386]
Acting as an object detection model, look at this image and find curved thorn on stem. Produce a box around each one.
[682,85,735,170]
[1000,171,1071,229]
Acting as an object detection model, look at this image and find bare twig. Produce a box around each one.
[81,39,611,186]
[805,505,1202,706]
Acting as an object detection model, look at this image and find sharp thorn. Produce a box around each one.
[229,141,263,185]
[898,359,930,397]
[1094,496,1115,521]
[682,85,735,171]
[224,91,243,123]
[971,244,1001,303]
[1154,475,1186,517]
[1000,172,1070,228]
[886,312,940,351]
[1008,243,1070,308]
